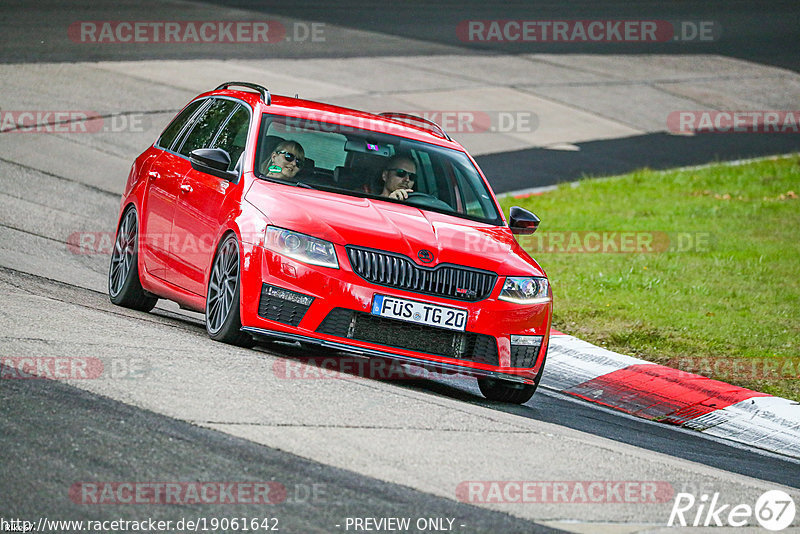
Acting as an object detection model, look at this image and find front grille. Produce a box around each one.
[346,246,496,302]
[317,308,498,366]
[257,284,313,326]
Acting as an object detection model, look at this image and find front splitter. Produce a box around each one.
[241,326,535,385]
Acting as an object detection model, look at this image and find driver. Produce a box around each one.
[379,155,417,201]
[260,140,305,180]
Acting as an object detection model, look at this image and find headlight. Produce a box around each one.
[499,277,550,304]
[265,227,339,269]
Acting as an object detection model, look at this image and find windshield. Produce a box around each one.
[255,113,502,225]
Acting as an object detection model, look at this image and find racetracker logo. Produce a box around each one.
[68,231,217,255]
[67,230,266,255]
[452,231,713,254]
[67,21,325,44]
[667,111,800,134]
[69,21,281,43]
[458,20,719,43]
[273,357,475,382]
[0,357,150,380]
[1,357,103,379]
[69,482,287,504]
[456,481,674,503]
[391,110,538,134]
[665,357,800,381]
[0,111,149,134]
[269,111,537,135]
[458,20,678,42]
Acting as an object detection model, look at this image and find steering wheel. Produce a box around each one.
[404,192,452,210]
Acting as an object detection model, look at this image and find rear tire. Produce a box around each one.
[108,207,158,312]
[205,233,255,348]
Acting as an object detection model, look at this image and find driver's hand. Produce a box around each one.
[389,188,414,200]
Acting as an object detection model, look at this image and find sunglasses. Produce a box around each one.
[275,150,304,168]
[389,168,417,180]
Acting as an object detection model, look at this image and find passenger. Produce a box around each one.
[260,141,305,180]
[379,155,417,201]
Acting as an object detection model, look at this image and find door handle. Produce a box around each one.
[148,171,160,180]
[180,184,193,194]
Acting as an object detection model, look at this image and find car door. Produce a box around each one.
[139,99,207,280]
[167,98,248,295]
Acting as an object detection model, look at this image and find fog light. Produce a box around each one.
[510,335,543,348]
[264,284,314,306]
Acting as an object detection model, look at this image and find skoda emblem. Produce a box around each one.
[418,249,434,263]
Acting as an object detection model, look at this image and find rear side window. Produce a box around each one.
[177,99,238,157]
[211,105,250,171]
[157,99,205,151]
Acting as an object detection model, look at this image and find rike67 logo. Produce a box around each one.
[669,490,796,531]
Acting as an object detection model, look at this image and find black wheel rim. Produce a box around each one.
[207,237,239,334]
[109,209,136,298]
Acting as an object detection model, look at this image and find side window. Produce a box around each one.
[264,121,347,170]
[453,164,494,218]
[211,105,250,171]
[177,99,238,157]
[157,99,205,151]
[455,166,481,216]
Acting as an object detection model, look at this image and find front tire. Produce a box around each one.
[478,352,547,404]
[108,207,158,312]
[478,378,538,404]
[205,233,254,347]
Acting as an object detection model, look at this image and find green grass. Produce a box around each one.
[498,155,800,401]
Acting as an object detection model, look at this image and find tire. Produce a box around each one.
[108,207,158,312]
[477,352,547,404]
[205,233,255,347]
[477,378,538,404]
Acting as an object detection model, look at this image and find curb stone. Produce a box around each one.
[542,332,800,459]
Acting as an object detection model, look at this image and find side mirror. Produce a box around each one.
[509,206,540,235]
[189,148,236,180]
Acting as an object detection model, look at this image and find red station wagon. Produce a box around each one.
[109,82,552,404]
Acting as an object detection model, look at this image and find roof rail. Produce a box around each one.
[215,82,271,105]
[378,112,452,141]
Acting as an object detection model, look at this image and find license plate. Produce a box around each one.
[371,294,468,332]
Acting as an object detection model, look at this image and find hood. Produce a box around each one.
[246,181,543,276]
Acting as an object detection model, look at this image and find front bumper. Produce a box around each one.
[239,243,552,382]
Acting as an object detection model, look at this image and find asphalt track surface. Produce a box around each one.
[2,267,799,530]
[2,1,800,532]
[1,369,563,533]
